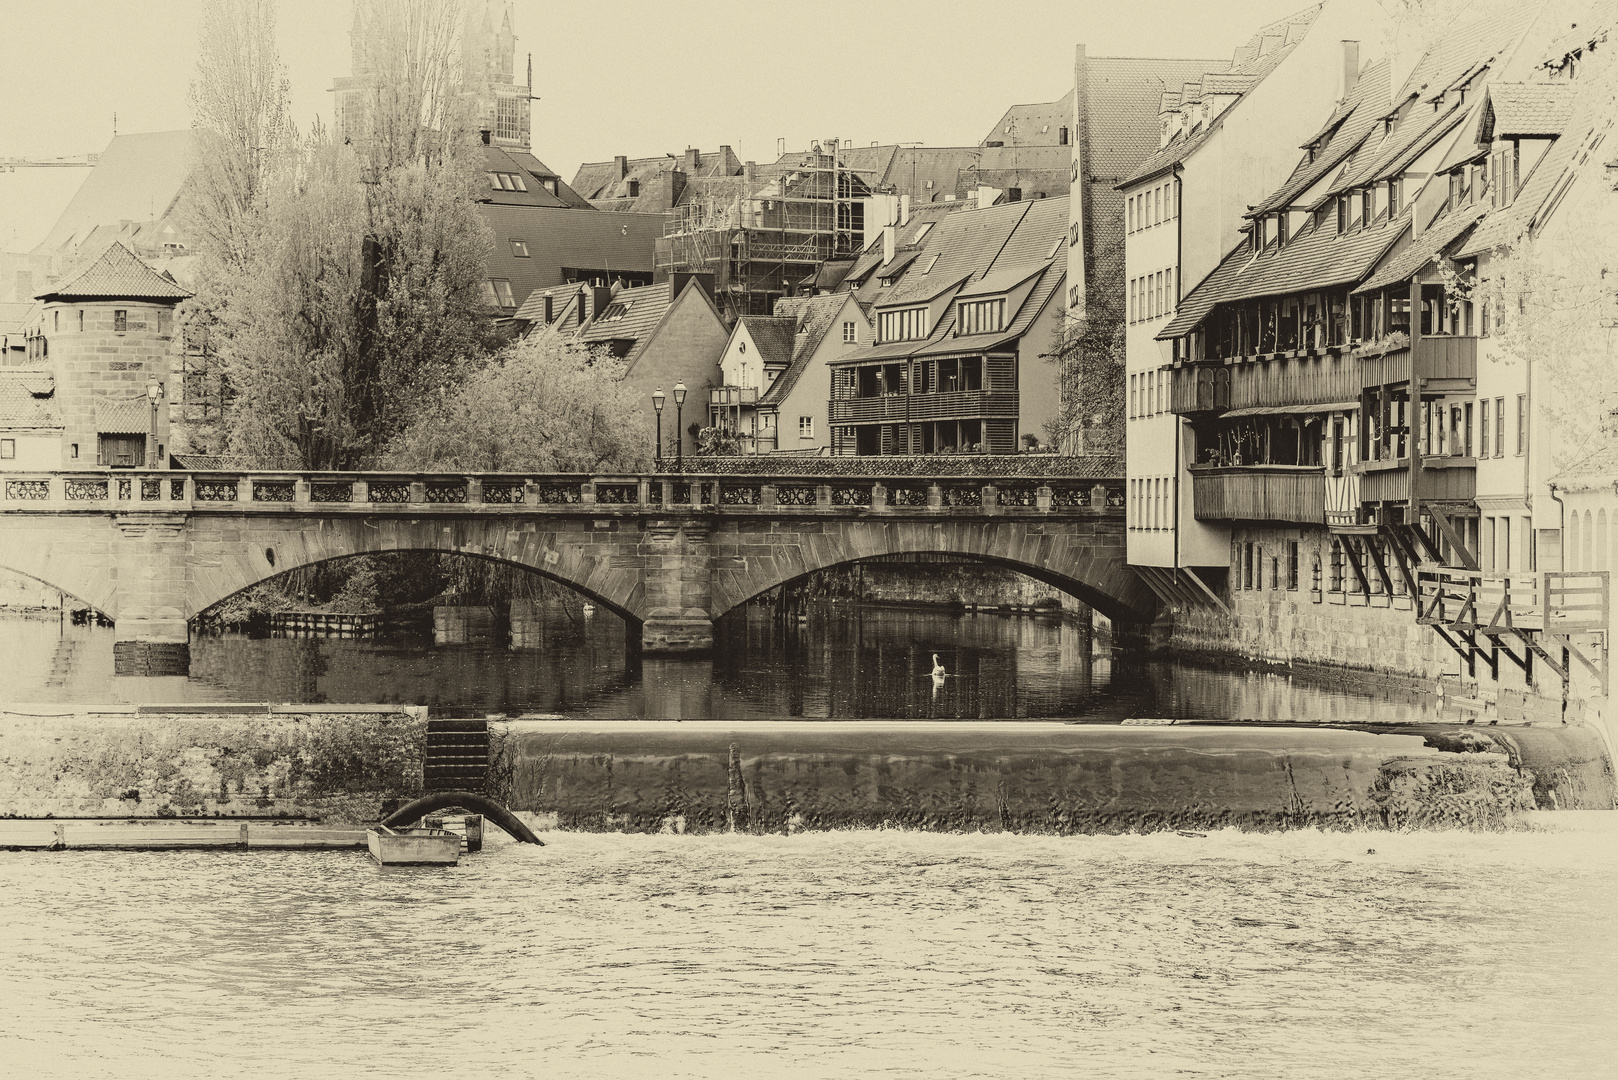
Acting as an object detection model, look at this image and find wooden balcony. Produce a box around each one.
[1170,350,1359,417]
[1359,336,1477,389]
[1354,456,1476,504]
[829,391,1019,425]
[1189,465,1325,524]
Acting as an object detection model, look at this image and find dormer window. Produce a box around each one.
[488,172,528,192]
[1361,187,1374,226]
[957,298,1005,336]
[1276,213,1289,248]
[510,239,529,257]
[1337,196,1347,234]
[878,306,927,342]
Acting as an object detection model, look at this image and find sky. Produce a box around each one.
[0,0,1321,249]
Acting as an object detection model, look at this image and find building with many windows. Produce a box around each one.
[1139,1,1588,680]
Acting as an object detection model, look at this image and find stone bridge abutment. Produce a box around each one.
[0,471,1147,675]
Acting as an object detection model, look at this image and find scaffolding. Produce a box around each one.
[655,139,866,317]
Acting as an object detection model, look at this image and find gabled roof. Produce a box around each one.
[1157,208,1409,339]
[576,281,671,362]
[0,369,57,428]
[1485,82,1578,138]
[479,144,568,208]
[1457,117,1606,258]
[94,395,151,434]
[1119,5,1323,188]
[35,130,192,254]
[1355,202,1488,293]
[478,202,663,313]
[736,316,798,368]
[35,241,192,302]
[759,293,856,406]
[1248,59,1393,217]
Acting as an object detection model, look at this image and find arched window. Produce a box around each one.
[1598,510,1608,571]
[1311,553,1322,597]
[1584,510,1594,571]
[1329,541,1344,591]
[1568,511,1581,571]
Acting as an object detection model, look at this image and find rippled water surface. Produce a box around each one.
[4,820,1614,1079]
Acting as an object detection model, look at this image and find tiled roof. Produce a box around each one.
[806,259,855,292]
[1118,5,1323,188]
[1331,100,1469,194]
[0,370,57,427]
[36,241,192,301]
[1157,209,1408,339]
[1248,59,1392,217]
[35,130,192,253]
[479,144,568,208]
[1355,202,1488,293]
[170,453,252,470]
[737,316,798,369]
[572,147,742,209]
[759,293,854,406]
[1487,82,1577,137]
[576,281,671,363]
[94,395,151,434]
[1456,119,1600,257]
[478,203,663,313]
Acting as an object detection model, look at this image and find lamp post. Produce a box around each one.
[145,380,162,468]
[673,382,687,474]
[652,387,665,467]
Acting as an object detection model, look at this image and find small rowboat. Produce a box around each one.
[366,825,461,866]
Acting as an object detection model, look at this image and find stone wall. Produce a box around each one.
[49,298,178,468]
[1168,524,1452,680]
[671,454,1122,478]
[0,705,426,821]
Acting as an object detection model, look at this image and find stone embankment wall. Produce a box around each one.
[0,705,426,822]
[495,719,1614,834]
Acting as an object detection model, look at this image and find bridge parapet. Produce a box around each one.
[0,470,1125,517]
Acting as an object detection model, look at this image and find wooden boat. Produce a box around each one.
[366,825,461,866]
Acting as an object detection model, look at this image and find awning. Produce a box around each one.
[1220,401,1359,418]
[94,396,150,434]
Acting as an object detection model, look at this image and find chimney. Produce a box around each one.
[615,155,628,179]
[719,144,734,170]
[480,129,491,145]
[684,147,701,174]
[590,286,614,321]
[1340,40,1362,101]
[745,160,757,195]
[899,194,911,225]
[542,292,554,325]
[883,223,896,266]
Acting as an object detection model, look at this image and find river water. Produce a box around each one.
[0,602,1445,722]
[2,819,1613,1079]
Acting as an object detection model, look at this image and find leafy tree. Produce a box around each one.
[184,0,502,469]
[1045,302,1125,456]
[693,425,745,456]
[387,334,648,472]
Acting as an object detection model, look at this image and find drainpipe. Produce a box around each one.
[1173,164,1184,575]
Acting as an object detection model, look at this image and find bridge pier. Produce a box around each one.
[640,519,715,655]
[110,514,191,677]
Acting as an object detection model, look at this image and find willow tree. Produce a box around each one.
[186,0,501,469]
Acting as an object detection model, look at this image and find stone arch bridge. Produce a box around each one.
[0,470,1148,675]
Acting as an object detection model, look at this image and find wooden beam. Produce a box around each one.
[1343,538,1372,596]
[1179,567,1233,620]
[1427,508,1480,570]
[1544,632,1607,695]
[1430,624,1471,663]
[1360,536,1395,595]
[1380,525,1421,596]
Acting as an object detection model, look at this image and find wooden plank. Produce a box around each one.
[0,821,61,849]
[1427,509,1480,570]
[246,826,368,849]
[60,823,244,850]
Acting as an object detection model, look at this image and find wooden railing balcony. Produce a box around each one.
[1170,350,1360,417]
[1359,336,1477,389]
[1353,455,1476,504]
[829,391,1018,425]
[1188,464,1325,524]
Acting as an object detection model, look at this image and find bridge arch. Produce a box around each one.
[710,518,1153,625]
[186,517,646,628]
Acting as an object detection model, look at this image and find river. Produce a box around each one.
[2,819,1613,1079]
[0,601,1445,722]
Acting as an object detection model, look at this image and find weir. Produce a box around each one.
[0,468,1140,674]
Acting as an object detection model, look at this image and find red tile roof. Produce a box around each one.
[36,241,192,302]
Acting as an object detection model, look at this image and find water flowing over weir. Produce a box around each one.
[3,823,1616,1079]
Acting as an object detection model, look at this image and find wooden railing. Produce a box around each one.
[829,390,1019,424]
[1359,336,1478,388]
[1354,457,1476,504]
[0,470,1126,517]
[1189,465,1325,524]
[1171,350,1359,416]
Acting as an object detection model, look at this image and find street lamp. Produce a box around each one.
[673,382,687,474]
[651,387,665,467]
[146,380,163,468]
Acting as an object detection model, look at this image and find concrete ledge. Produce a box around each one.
[494,719,1597,834]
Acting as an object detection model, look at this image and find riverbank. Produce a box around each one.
[1,707,1608,831]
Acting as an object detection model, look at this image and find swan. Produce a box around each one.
[931,653,947,678]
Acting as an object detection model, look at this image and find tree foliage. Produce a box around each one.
[184,0,502,469]
[1045,301,1125,457]
[387,334,649,473]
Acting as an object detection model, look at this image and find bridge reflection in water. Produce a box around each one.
[0,598,1444,724]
